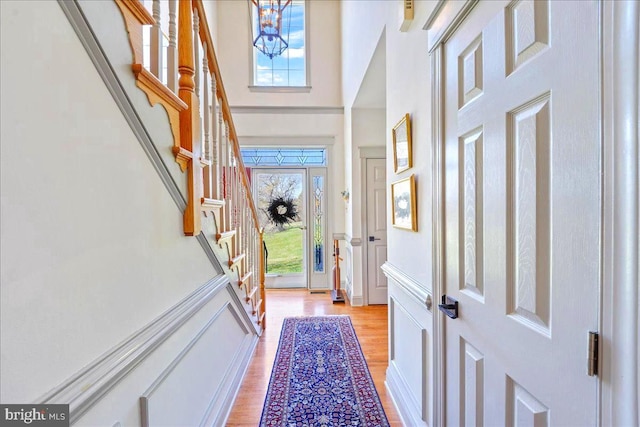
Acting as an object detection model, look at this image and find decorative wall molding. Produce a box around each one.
[37,275,230,423]
[358,146,386,159]
[140,302,253,426]
[381,262,431,310]
[58,0,223,273]
[201,324,257,426]
[230,105,344,115]
[387,294,430,426]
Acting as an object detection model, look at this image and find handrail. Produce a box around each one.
[193,0,261,230]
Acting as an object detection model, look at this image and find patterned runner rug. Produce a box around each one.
[260,315,390,427]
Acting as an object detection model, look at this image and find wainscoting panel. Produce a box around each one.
[345,236,364,306]
[140,302,251,426]
[41,276,257,426]
[383,262,433,427]
[345,243,353,300]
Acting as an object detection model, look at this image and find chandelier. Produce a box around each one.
[250,0,292,59]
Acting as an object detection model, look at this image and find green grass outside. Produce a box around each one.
[263,225,303,274]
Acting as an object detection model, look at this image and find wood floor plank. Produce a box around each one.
[226,289,402,426]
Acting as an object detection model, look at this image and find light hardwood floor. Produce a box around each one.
[226,289,402,426]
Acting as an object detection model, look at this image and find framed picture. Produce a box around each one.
[392,113,412,174]
[391,175,417,231]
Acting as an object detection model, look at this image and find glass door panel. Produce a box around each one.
[254,169,307,288]
[308,167,329,290]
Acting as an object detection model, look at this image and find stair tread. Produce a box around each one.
[247,286,258,300]
[216,230,236,242]
[202,198,225,209]
[239,271,253,283]
[228,253,246,268]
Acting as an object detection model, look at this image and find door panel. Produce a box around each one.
[443,1,601,425]
[308,168,329,290]
[254,169,307,288]
[366,158,388,304]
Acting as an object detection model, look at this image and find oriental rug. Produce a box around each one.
[259,315,390,427]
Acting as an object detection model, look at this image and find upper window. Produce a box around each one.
[252,0,307,87]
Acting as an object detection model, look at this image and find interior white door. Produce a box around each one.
[366,158,388,304]
[442,1,601,425]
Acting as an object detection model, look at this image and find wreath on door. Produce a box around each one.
[266,197,299,226]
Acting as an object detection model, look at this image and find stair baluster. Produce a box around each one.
[117,0,266,332]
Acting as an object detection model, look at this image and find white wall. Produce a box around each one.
[203,0,219,48]
[341,0,437,424]
[343,0,435,289]
[344,108,385,302]
[0,1,255,423]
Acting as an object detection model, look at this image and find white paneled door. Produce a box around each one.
[442,1,601,425]
[366,158,388,304]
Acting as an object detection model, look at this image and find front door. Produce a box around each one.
[253,167,329,290]
[442,1,601,425]
[254,169,307,288]
[366,158,388,304]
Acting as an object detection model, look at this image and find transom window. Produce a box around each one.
[241,148,326,166]
[252,0,307,87]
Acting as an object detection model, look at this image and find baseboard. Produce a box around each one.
[348,294,363,306]
[386,363,428,427]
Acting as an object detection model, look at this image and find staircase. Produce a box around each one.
[116,0,266,332]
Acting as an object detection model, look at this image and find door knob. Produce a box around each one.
[438,295,458,319]
[368,236,381,241]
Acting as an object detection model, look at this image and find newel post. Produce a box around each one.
[177,0,202,236]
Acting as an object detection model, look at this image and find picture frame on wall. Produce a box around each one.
[391,174,417,231]
[392,113,412,174]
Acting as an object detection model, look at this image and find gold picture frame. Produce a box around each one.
[392,113,412,174]
[391,174,417,231]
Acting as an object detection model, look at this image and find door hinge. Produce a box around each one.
[587,331,599,376]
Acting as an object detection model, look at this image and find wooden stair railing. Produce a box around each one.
[115,0,266,331]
